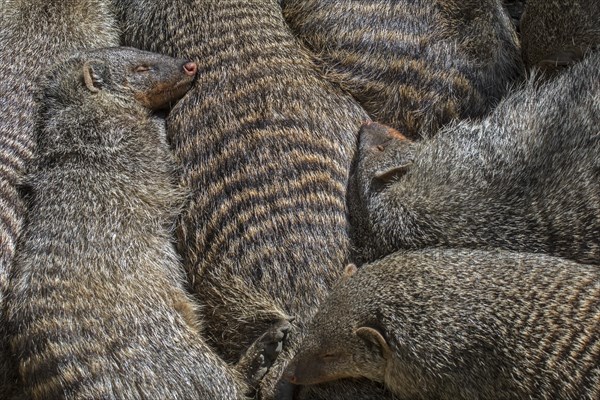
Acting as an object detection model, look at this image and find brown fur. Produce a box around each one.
[7,47,247,399]
[521,0,600,74]
[348,51,600,266]
[0,1,120,397]
[282,0,523,138]
[112,1,400,398]
[286,248,600,399]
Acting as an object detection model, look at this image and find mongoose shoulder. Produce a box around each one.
[285,248,600,399]
[0,1,119,397]
[521,0,600,74]
[282,0,524,139]
[114,1,396,399]
[348,51,600,265]
[7,47,246,400]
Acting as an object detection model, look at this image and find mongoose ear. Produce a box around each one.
[82,60,107,93]
[343,263,358,278]
[355,326,391,358]
[371,162,411,191]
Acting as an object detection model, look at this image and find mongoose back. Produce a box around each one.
[348,51,600,265]
[281,0,523,139]
[113,1,401,398]
[7,47,246,400]
[0,1,119,397]
[521,0,600,74]
[284,248,600,399]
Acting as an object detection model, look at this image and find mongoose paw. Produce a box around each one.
[238,319,293,390]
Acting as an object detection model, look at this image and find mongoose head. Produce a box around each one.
[283,264,392,386]
[37,47,198,160]
[43,47,197,111]
[347,122,414,261]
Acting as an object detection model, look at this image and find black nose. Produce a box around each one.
[183,61,197,76]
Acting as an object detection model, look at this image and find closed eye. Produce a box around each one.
[135,65,152,73]
[321,353,339,360]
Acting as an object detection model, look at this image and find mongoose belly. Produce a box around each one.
[281,0,523,139]
[8,47,245,400]
[0,1,119,397]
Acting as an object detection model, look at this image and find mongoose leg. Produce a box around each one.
[237,318,293,391]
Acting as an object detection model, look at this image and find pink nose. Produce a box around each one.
[183,62,197,76]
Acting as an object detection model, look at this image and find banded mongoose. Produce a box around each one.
[284,248,600,399]
[0,1,119,397]
[7,47,247,400]
[281,0,523,139]
[348,50,600,265]
[521,0,600,74]
[113,1,398,398]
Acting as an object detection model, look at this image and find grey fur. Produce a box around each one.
[7,47,246,400]
[521,0,600,74]
[285,248,600,399]
[0,1,119,397]
[348,51,600,265]
[282,0,524,139]
[112,1,400,399]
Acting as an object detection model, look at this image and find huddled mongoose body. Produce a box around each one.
[284,248,600,399]
[521,0,600,74]
[281,0,523,139]
[0,1,119,397]
[113,1,396,399]
[7,47,246,400]
[348,51,600,265]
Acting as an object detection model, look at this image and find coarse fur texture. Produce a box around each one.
[348,51,600,265]
[281,0,524,139]
[285,248,600,399]
[521,0,600,74]
[113,1,395,399]
[0,1,119,397]
[502,0,527,32]
[7,47,246,400]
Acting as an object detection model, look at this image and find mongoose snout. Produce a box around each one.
[360,122,410,151]
[97,48,199,111]
[355,121,415,194]
[183,61,197,76]
[46,47,196,113]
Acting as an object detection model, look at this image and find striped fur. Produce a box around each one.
[0,1,119,397]
[112,1,400,398]
[348,51,600,265]
[286,248,600,399]
[7,48,246,400]
[521,0,600,74]
[281,0,524,139]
